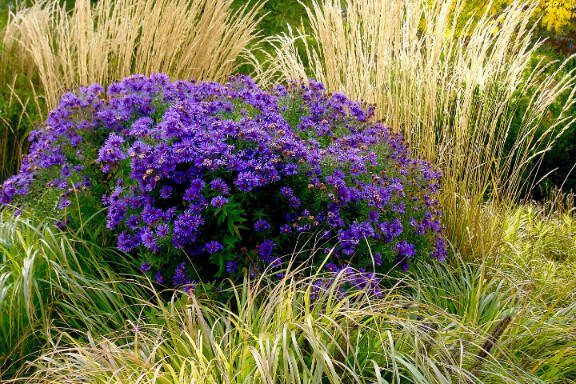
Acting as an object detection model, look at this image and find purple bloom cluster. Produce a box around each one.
[1,74,446,285]
[311,265,384,301]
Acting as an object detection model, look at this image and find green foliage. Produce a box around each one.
[13,265,533,383]
[234,0,309,37]
[409,251,576,383]
[0,77,45,183]
[0,210,144,379]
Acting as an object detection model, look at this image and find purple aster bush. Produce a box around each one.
[1,73,446,286]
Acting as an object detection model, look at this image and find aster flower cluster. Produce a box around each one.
[1,73,446,286]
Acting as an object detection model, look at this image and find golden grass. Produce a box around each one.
[255,0,576,254]
[499,202,576,305]
[0,211,572,383]
[19,265,531,383]
[3,0,264,108]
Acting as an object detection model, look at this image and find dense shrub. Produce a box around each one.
[1,74,446,286]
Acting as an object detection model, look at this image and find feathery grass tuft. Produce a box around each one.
[4,0,264,108]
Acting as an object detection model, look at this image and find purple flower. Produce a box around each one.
[368,210,379,222]
[130,116,154,136]
[61,164,71,177]
[396,241,416,258]
[117,232,138,252]
[210,196,228,208]
[1,73,446,286]
[140,228,158,251]
[173,210,203,246]
[55,217,70,230]
[326,263,338,272]
[58,196,71,209]
[159,185,173,199]
[374,252,383,266]
[209,178,229,195]
[226,261,238,273]
[289,196,301,209]
[270,257,282,268]
[259,239,274,262]
[378,218,403,242]
[140,262,151,273]
[431,237,447,261]
[254,219,271,232]
[172,262,187,286]
[205,241,223,254]
[283,164,298,175]
[234,171,262,192]
[157,224,170,237]
[183,281,197,295]
[97,134,126,172]
[183,184,202,201]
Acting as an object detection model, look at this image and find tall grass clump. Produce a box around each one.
[3,0,264,108]
[408,199,576,383]
[0,210,144,378]
[499,201,576,305]
[20,263,539,384]
[409,254,576,383]
[488,202,576,382]
[0,2,42,182]
[256,0,576,253]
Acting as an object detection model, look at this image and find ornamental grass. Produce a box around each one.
[255,0,576,255]
[3,0,264,108]
[0,210,144,379]
[15,261,531,384]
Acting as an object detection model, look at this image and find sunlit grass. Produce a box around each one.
[19,265,523,383]
[0,210,145,378]
[498,202,576,306]
[255,0,576,256]
[0,206,573,383]
[3,0,264,108]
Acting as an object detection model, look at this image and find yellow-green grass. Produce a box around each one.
[498,202,576,306]
[15,250,575,383]
[16,268,524,383]
[0,210,145,379]
[1,203,574,383]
